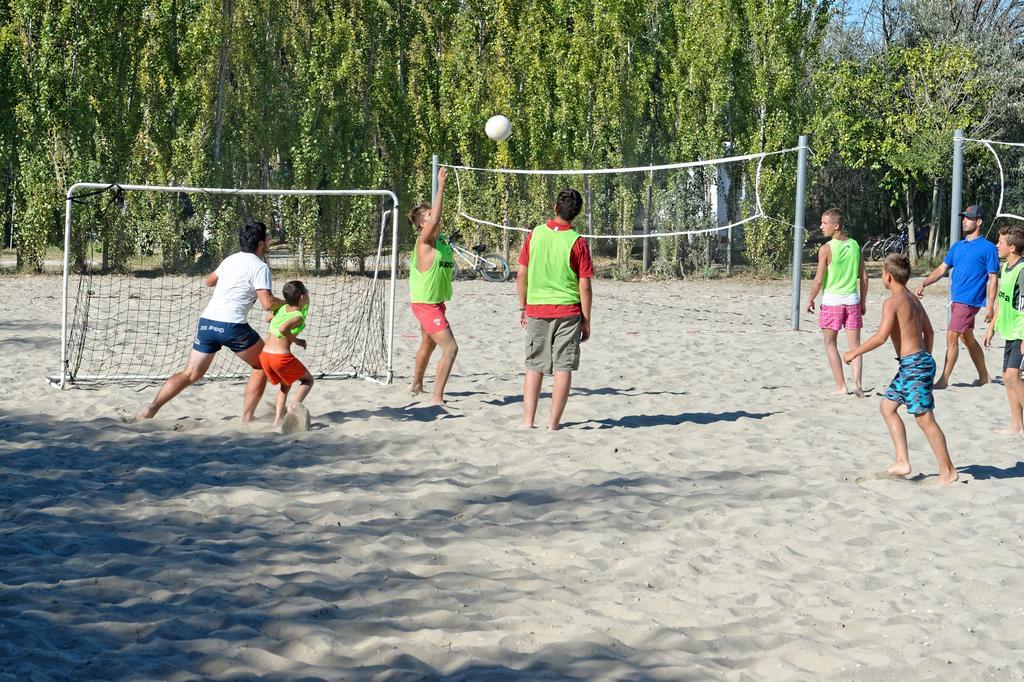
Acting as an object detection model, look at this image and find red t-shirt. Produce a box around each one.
[518,220,594,318]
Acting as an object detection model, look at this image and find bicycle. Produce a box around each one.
[860,234,882,260]
[868,226,930,261]
[447,231,511,282]
[868,232,903,261]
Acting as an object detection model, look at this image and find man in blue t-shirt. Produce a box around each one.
[916,204,998,388]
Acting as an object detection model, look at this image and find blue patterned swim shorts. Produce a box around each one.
[883,350,936,415]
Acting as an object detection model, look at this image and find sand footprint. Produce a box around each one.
[116,408,138,424]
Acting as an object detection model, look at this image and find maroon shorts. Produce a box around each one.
[410,302,450,333]
[949,302,980,334]
[819,304,863,331]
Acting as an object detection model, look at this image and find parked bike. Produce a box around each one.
[868,226,930,261]
[447,231,511,282]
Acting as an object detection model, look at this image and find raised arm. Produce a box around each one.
[805,243,830,313]
[420,167,448,243]
[915,262,950,297]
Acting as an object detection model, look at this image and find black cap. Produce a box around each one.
[959,205,984,219]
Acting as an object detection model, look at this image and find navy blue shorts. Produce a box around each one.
[1003,340,1024,371]
[883,350,936,415]
[193,318,261,354]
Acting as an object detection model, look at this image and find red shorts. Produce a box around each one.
[410,302,450,333]
[259,352,309,387]
[948,302,980,333]
[819,304,863,331]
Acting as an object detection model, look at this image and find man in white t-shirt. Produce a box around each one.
[136,221,285,422]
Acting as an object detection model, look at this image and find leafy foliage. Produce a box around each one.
[20,0,1017,275]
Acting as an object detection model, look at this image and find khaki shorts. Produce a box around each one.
[525,315,581,374]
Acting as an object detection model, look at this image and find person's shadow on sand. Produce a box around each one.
[957,462,1024,480]
[484,386,687,407]
[561,410,775,429]
[318,403,462,425]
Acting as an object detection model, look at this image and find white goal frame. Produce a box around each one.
[49,182,399,389]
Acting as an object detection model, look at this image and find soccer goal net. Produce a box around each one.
[962,136,1024,224]
[50,183,398,388]
[442,146,801,276]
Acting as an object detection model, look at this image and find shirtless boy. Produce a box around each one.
[844,253,958,485]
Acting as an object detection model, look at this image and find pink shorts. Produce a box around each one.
[819,304,863,331]
[410,302,450,333]
[948,302,980,333]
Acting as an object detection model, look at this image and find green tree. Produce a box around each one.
[816,43,989,263]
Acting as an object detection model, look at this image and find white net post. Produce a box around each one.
[951,130,964,249]
[790,135,809,331]
[431,154,440,202]
[386,202,399,384]
[57,184,76,388]
[51,183,399,388]
[950,130,965,326]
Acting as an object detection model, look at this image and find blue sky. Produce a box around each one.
[844,0,873,23]
[840,0,881,35]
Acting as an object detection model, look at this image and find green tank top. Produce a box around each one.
[409,236,454,304]
[526,224,581,305]
[996,260,1024,340]
[823,238,861,295]
[270,304,309,338]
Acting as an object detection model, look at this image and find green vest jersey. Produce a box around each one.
[996,260,1024,340]
[823,238,861,295]
[526,224,581,305]
[409,236,454,304]
[270,304,309,338]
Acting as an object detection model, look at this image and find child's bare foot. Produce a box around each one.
[852,384,865,398]
[886,461,912,477]
[548,424,561,431]
[519,420,535,429]
[410,382,424,396]
[833,386,849,395]
[133,406,157,422]
[992,426,1023,436]
[937,470,960,486]
[933,379,948,390]
[430,397,445,406]
[974,375,991,387]
[280,404,311,434]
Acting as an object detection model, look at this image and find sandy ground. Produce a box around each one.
[2,274,1024,681]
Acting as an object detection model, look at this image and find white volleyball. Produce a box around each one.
[485,115,512,142]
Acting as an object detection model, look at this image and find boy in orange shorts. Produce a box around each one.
[259,280,314,432]
[408,167,458,404]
